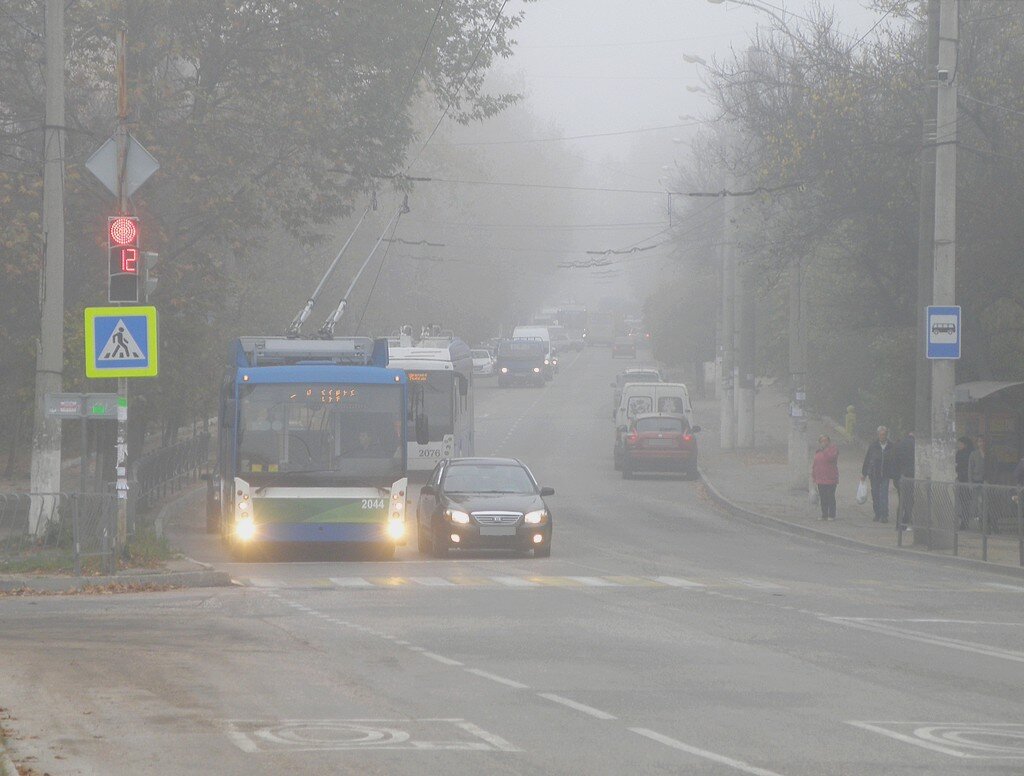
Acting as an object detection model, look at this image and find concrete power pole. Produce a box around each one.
[914,0,940,480]
[29,0,66,530]
[788,254,808,489]
[930,0,958,483]
[736,249,756,449]
[720,192,736,450]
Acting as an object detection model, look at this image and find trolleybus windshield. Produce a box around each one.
[239,383,403,481]
[406,371,454,442]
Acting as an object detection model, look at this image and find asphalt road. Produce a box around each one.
[3,347,1024,775]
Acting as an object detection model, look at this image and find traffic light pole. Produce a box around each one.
[115,28,130,552]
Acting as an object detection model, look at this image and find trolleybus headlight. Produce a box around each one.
[524,509,548,525]
[387,518,406,540]
[446,509,471,524]
[235,515,256,542]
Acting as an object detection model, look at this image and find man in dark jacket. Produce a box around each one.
[861,425,898,522]
[894,432,915,529]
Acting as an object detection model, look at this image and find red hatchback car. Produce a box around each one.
[621,413,699,480]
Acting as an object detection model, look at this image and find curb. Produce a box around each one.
[0,569,233,593]
[699,468,1024,580]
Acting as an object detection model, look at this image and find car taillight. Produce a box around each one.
[682,433,693,444]
[627,431,639,446]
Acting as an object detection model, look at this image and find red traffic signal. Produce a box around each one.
[108,215,141,303]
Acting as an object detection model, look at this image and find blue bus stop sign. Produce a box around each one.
[926,305,961,360]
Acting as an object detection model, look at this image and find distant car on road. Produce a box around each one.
[471,349,495,377]
[417,457,554,557]
[620,413,700,480]
[612,336,636,359]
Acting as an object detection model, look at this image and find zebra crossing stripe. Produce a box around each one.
[247,578,283,588]
[605,576,664,587]
[565,576,622,587]
[730,578,786,590]
[651,576,706,589]
[329,577,373,587]
[492,576,541,587]
[410,577,458,587]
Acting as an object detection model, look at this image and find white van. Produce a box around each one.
[615,382,694,429]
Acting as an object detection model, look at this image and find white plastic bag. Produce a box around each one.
[809,488,819,506]
[856,480,868,505]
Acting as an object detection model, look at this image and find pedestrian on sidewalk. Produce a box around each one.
[812,435,839,520]
[895,431,915,530]
[968,436,988,530]
[861,425,897,523]
[955,436,973,529]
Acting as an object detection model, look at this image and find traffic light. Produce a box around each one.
[108,215,140,303]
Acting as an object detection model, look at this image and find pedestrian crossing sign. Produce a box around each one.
[84,306,158,378]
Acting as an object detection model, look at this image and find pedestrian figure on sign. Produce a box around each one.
[812,435,838,520]
[861,425,897,523]
[895,431,915,530]
[968,436,988,530]
[955,436,973,529]
[111,326,131,358]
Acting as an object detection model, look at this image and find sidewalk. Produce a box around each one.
[694,385,1024,571]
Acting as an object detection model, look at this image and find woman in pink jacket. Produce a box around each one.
[812,434,839,520]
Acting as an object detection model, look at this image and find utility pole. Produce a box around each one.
[736,250,756,448]
[720,192,736,450]
[115,28,130,550]
[914,0,940,479]
[29,0,66,531]
[788,254,808,489]
[930,0,958,483]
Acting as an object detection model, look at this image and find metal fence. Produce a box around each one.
[897,478,1024,566]
[0,493,117,575]
[132,432,210,518]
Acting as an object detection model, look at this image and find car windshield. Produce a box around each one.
[442,463,537,494]
[498,340,546,358]
[636,417,685,434]
[472,350,490,359]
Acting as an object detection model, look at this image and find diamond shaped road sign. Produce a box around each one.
[85,133,160,198]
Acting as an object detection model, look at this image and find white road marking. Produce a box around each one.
[652,576,705,589]
[537,693,617,720]
[410,576,458,587]
[825,618,1024,663]
[492,576,541,587]
[630,728,788,775]
[225,729,259,753]
[422,651,463,666]
[453,721,521,752]
[464,668,529,689]
[248,578,282,588]
[565,576,622,587]
[846,721,968,758]
[730,578,786,590]
[984,582,1024,592]
[329,577,373,587]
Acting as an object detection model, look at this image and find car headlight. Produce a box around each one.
[524,509,548,525]
[500,367,509,373]
[533,367,541,373]
[544,359,550,365]
[446,509,471,524]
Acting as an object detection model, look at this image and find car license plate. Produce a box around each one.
[480,526,516,536]
[646,439,675,448]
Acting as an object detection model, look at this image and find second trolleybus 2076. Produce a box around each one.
[388,337,475,473]
[208,336,410,559]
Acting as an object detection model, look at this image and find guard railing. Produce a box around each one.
[131,432,210,523]
[896,478,1024,566]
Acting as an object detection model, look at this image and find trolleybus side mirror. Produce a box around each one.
[416,415,430,446]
